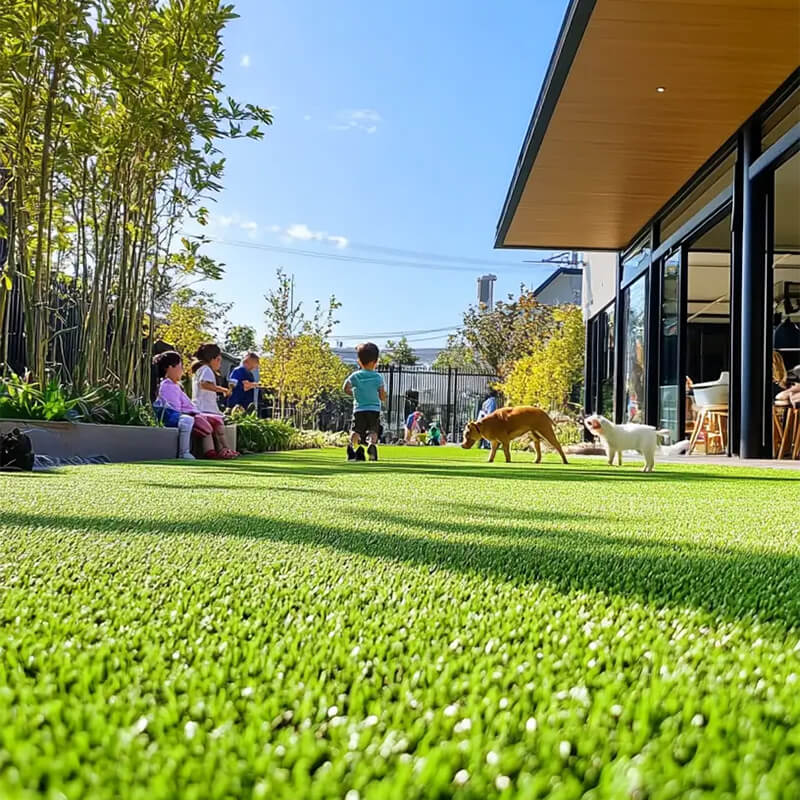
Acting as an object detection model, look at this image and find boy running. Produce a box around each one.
[343,342,386,462]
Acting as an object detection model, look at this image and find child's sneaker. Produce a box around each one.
[179,452,196,460]
[367,444,378,461]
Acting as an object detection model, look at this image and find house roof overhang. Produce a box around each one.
[495,0,800,251]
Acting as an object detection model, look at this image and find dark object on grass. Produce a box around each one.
[0,428,35,471]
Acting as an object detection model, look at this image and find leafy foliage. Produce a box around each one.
[0,0,270,393]
[289,429,350,449]
[228,410,347,453]
[77,386,156,427]
[261,269,343,420]
[431,339,479,371]
[224,324,258,357]
[380,336,419,366]
[447,288,565,376]
[0,372,97,421]
[155,288,231,368]
[0,373,157,425]
[229,412,295,453]
[1,450,799,798]
[501,306,585,410]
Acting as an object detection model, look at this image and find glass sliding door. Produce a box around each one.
[658,250,682,441]
[622,276,648,423]
[588,303,615,417]
[599,305,615,417]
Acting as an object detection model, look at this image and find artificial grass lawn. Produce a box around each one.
[1,448,799,800]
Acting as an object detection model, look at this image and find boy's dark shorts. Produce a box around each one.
[351,411,381,441]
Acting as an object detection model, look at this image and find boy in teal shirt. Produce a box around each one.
[343,342,386,461]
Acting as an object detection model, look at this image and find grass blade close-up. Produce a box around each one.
[1,448,799,799]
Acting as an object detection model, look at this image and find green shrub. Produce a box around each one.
[0,373,98,421]
[228,409,350,453]
[230,413,294,453]
[76,386,156,427]
[0,373,159,426]
[289,429,350,450]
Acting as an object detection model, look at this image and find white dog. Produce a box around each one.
[584,414,689,472]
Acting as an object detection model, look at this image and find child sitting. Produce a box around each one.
[227,351,262,412]
[190,343,238,458]
[153,351,236,460]
[426,421,445,446]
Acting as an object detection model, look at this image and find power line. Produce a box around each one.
[332,325,460,339]
[194,235,567,274]
[342,240,536,269]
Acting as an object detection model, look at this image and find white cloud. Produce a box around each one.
[285,223,319,242]
[207,213,259,238]
[329,108,382,134]
[240,220,258,238]
[240,54,251,68]
[279,223,348,249]
[269,224,281,233]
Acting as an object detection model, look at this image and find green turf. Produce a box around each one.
[1,448,799,799]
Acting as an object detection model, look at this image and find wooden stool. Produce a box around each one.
[688,404,729,455]
[773,401,788,454]
[776,403,800,460]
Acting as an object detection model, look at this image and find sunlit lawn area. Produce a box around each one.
[1,448,799,799]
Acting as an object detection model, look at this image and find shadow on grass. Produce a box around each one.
[144,452,800,485]
[5,503,799,629]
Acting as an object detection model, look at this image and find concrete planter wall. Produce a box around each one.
[0,419,178,463]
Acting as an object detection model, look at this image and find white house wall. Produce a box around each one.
[582,251,617,320]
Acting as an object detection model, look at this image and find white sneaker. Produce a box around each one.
[179,452,196,460]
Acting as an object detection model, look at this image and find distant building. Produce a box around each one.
[533,266,583,306]
[476,274,496,308]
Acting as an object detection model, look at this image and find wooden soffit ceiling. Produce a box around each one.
[496,0,800,251]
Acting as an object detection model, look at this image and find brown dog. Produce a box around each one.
[462,406,568,464]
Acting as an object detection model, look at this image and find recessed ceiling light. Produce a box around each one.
[656,86,666,93]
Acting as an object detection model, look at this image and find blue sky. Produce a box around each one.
[190,0,570,350]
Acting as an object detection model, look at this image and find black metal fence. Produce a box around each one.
[380,365,498,440]
[1,274,86,378]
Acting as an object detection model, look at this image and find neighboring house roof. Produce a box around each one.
[533,266,582,299]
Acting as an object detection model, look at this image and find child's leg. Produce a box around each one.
[192,414,217,456]
[177,414,195,456]
[206,415,237,456]
[366,414,379,460]
[348,414,367,460]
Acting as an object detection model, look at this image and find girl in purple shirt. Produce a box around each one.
[153,351,237,459]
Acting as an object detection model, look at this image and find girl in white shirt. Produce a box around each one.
[190,343,238,458]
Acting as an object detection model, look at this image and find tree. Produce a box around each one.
[284,333,349,427]
[431,338,479,371]
[500,306,585,411]
[156,288,231,368]
[446,288,558,376]
[0,0,271,394]
[224,325,257,356]
[380,336,418,366]
[261,268,341,418]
